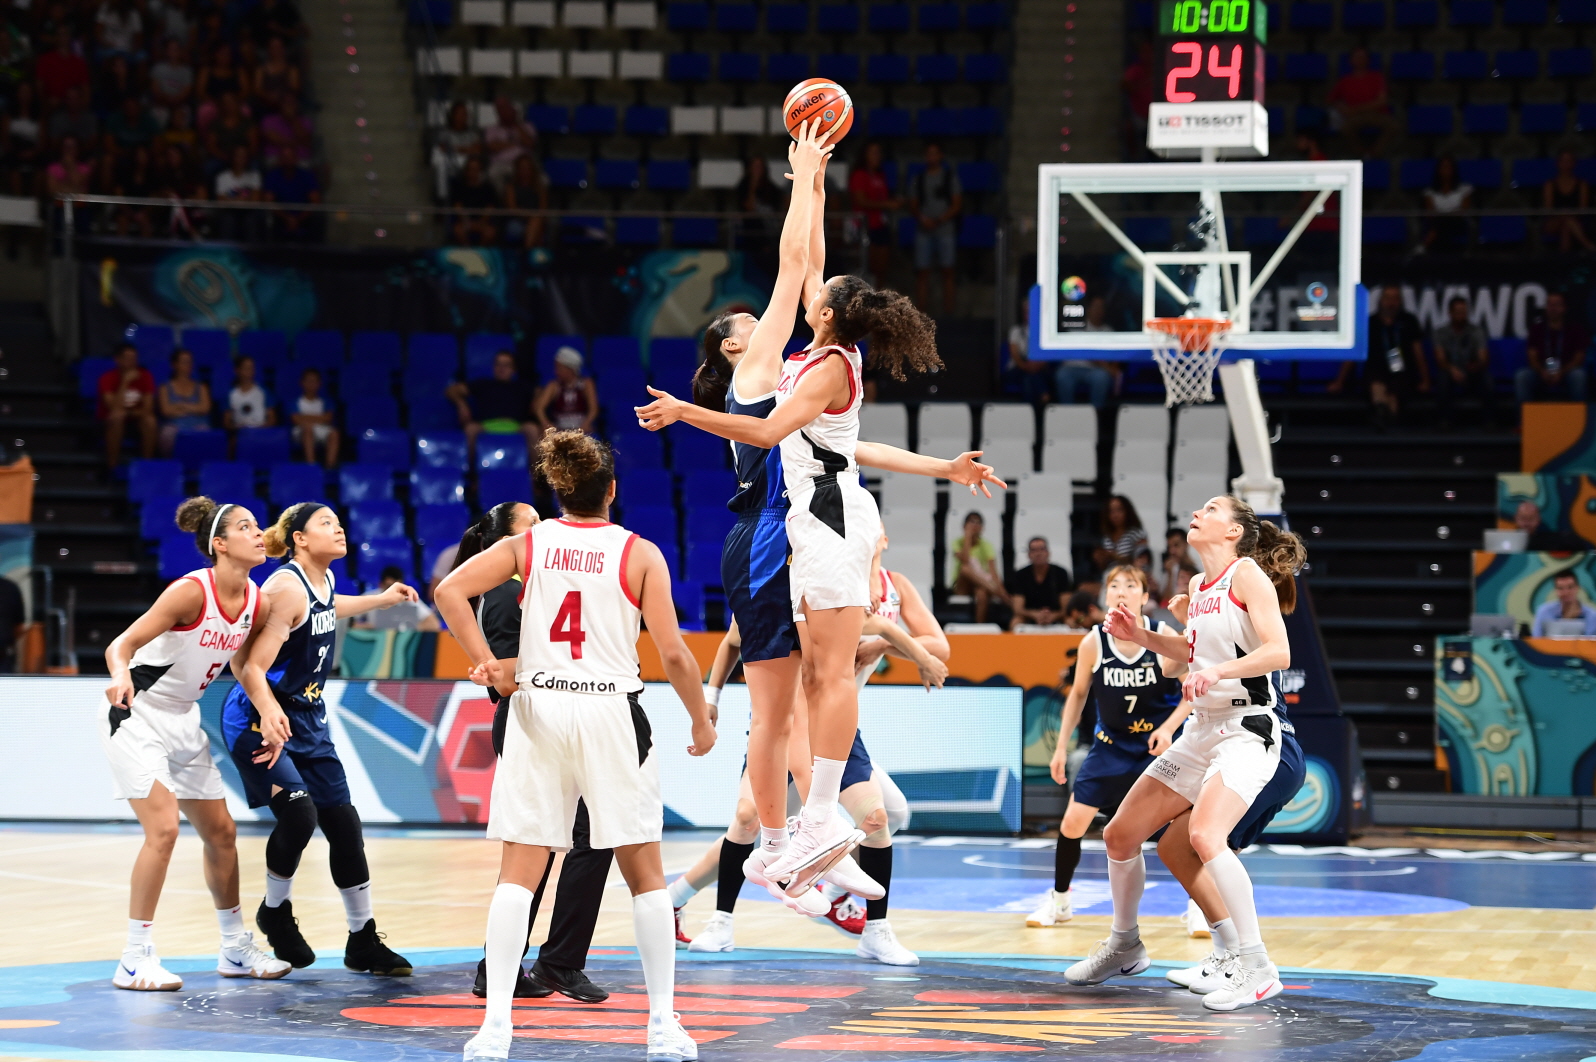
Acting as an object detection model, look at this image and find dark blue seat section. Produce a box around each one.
[140,495,187,539]
[415,502,470,553]
[295,330,346,373]
[612,431,665,473]
[127,459,184,502]
[172,430,230,474]
[268,463,324,511]
[686,506,737,546]
[355,539,416,586]
[478,437,529,470]
[624,505,678,543]
[236,427,291,468]
[617,472,674,507]
[198,461,257,506]
[348,500,406,541]
[358,428,411,468]
[411,467,466,506]
[669,429,728,472]
[160,531,205,580]
[685,542,723,586]
[477,467,532,509]
[594,336,643,376]
[339,463,394,503]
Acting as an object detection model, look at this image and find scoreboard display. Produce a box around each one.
[1156,0,1266,104]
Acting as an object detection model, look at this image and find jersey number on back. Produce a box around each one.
[550,591,586,660]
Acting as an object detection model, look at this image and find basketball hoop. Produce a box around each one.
[1146,317,1232,407]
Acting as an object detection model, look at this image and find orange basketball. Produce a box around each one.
[783,77,854,143]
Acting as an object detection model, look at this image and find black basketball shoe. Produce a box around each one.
[472,958,553,998]
[344,919,412,976]
[255,900,317,968]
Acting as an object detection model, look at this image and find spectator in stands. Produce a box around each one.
[1543,150,1593,254]
[252,36,299,116]
[1417,156,1472,255]
[1093,494,1150,574]
[1005,293,1052,404]
[44,135,90,199]
[1,82,42,196]
[148,37,194,128]
[849,141,899,288]
[1334,284,1428,428]
[1328,47,1393,158]
[98,341,157,469]
[449,155,499,245]
[214,143,261,240]
[483,95,537,186]
[261,93,313,167]
[533,346,597,436]
[95,0,145,63]
[1518,292,1589,403]
[261,144,321,241]
[155,140,204,199]
[195,45,243,129]
[106,94,160,154]
[36,27,88,106]
[1432,295,1494,427]
[950,510,1007,624]
[910,141,962,316]
[1514,499,1581,552]
[502,154,547,248]
[94,54,138,117]
[1006,536,1072,629]
[289,366,339,468]
[1054,295,1116,410]
[146,0,191,48]
[1158,527,1199,603]
[446,350,537,452]
[46,86,98,155]
[0,20,29,99]
[1532,571,1596,637]
[223,354,275,431]
[431,101,480,202]
[204,91,258,179]
[154,103,197,159]
[109,145,157,237]
[156,347,212,456]
[355,567,440,631]
[244,0,306,48]
[1062,590,1105,631]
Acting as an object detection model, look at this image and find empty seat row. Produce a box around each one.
[1270,47,1593,83]
[421,46,1007,83]
[415,1,1008,35]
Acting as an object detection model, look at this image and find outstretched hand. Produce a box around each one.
[945,451,1006,498]
[785,117,835,182]
[1102,602,1142,641]
[635,387,685,431]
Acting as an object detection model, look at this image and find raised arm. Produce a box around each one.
[630,537,717,756]
[637,351,847,447]
[335,580,420,619]
[860,613,947,689]
[855,441,1006,496]
[801,156,828,308]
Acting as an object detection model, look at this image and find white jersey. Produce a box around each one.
[129,567,260,713]
[516,518,644,694]
[1184,556,1280,715]
[774,342,864,489]
[856,568,904,689]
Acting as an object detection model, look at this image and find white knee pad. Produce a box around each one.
[875,768,910,835]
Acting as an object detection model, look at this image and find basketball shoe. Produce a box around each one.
[112,944,182,991]
[856,920,919,966]
[1064,936,1151,986]
[687,911,735,953]
[767,814,864,897]
[818,848,883,900]
[1025,888,1072,927]
[462,1024,512,1060]
[815,892,867,938]
[1166,950,1234,993]
[256,899,316,967]
[673,903,693,948]
[345,919,412,975]
[647,1013,699,1061]
[1184,898,1211,938]
[1200,951,1282,1011]
[742,846,830,916]
[219,931,292,979]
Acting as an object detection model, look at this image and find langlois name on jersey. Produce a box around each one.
[309,609,337,636]
[522,670,620,694]
[1099,663,1163,688]
[197,628,247,652]
[543,547,606,574]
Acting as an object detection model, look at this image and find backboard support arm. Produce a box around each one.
[1244,188,1335,307]
[1069,191,1192,308]
[1218,360,1284,515]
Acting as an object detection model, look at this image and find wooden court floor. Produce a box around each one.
[4,826,1595,995]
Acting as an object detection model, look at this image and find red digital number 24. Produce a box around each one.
[550,591,586,660]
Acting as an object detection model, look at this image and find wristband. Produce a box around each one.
[704,685,722,707]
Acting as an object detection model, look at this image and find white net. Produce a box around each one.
[1147,318,1231,407]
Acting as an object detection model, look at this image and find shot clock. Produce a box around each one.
[1146,0,1269,157]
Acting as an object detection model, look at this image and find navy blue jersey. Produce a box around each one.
[1088,623,1182,746]
[726,381,789,515]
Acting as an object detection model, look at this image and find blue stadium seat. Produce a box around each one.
[1122,216,1173,246]
[477,467,531,509]
[1463,105,1509,136]
[464,334,513,379]
[1478,215,1528,244]
[818,4,860,33]
[1362,158,1391,191]
[1295,105,1328,131]
[655,539,680,577]
[1560,0,1596,27]
[407,332,459,372]
[667,52,712,82]
[965,53,1005,83]
[1283,52,1328,81]
[670,430,725,472]
[183,329,231,369]
[916,54,958,84]
[766,52,810,82]
[817,53,860,82]
[593,336,643,374]
[672,216,720,247]
[1407,105,1454,136]
[349,331,401,371]
[1245,215,1284,245]
[765,4,808,33]
[1457,157,1502,188]
[1549,47,1594,78]
[717,3,757,32]
[409,0,452,26]
[1443,50,1489,81]
[623,505,677,539]
[415,502,470,554]
[596,367,648,402]
[612,432,665,472]
[961,107,1003,136]
[537,335,586,381]
[647,159,692,192]
[478,438,529,471]
[1494,49,1539,79]
[198,461,256,505]
[139,495,186,539]
[406,395,457,433]
[295,330,345,371]
[683,469,737,500]
[344,396,399,433]
[77,356,114,399]
[268,463,323,510]
[958,214,997,249]
[545,159,589,190]
[650,338,697,379]
[965,2,1007,29]
[160,531,204,580]
[868,53,910,84]
[1291,2,1334,30]
[719,52,760,82]
[1502,0,1548,25]
[1579,103,1596,132]
[916,108,959,136]
[920,2,959,31]
[127,459,184,502]
[1450,0,1495,27]
[238,330,287,372]
[1489,337,1528,378]
[416,431,469,470]
[595,159,640,191]
[869,108,912,137]
[869,3,911,33]
[235,427,290,468]
[625,106,670,137]
[685,542,723,586]
[410,467,466,506]
[1267,105,1286,134]
[1400,157,1439,188]
[573,106,618,136]
[132,325,175,367]
[171,430,228,473]
[339,463,394,503]
[1395,0,1440,28]
[1511,157,1558,187]
[1388,51,1436,81]
[617,472,673,507]
[354,538,415,587]
[616,217,661,246]
[1343,1,1386,29]
[667,2,710,31]
[1520,103,1567,134]
[1337,50,1383,73]
[526,105,570,137]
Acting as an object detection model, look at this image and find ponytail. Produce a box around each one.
[452,500,529,609]
[1223,495,1307,614]
[693,312,737,409]
[824,274,943,381]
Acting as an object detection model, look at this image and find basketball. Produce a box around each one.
[783,77,853,143]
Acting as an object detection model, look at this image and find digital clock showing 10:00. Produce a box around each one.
[1157,0,1267,40]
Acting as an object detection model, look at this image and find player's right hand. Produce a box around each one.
[786,118,834,179]
[916,653,949,691]
[105,674,134,710]
[257,706,292,748]
[1166,593,1190,625]
[469,658,504,689]
[1102,603,1141,640]
[252,739,284,769]
[1049,748,1067,786]
[688,719,718,757]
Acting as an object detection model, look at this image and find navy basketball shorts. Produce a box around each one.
[723,510,799,663]
[223,698,352,810]
[1227,731,1307,850]
[1070,737,1157,814]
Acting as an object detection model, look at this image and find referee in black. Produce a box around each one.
[456,501,613,1004]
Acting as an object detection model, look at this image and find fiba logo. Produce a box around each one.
[1061,276,1087,302]
[1306,281,1330,304]
[823,107,836,121]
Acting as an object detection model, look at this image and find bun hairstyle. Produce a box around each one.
[263,501,328,559]
[175,495,233,561]
[1101,563,1151,595]
[824,274,943,381]
[1222,495,1308,614]
[693,312,737,410]
[537,430,614,516]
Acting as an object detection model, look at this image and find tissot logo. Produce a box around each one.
[1157,112,1247,129]
[525,672,618,693]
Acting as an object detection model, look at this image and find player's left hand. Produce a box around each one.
[1102,603,1141,641]
[379,582,420,608]
[1166,593,1190,625]
[945,451,1006,498]
[688,718,718,757]
[469,658,504,689]
[854,638,888,674]
[1182,666,1223,701]
[252,739,285,768]
[635,387,684,431]
[1147,726,1177,757]
[914,652,949,691]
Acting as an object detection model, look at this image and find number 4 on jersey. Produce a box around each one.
[550,591,586,659]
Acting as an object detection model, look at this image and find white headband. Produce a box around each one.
[208,503,233,556]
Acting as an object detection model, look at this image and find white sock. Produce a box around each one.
[801,757,846,824]
[126,919,154,950]
[1204,851,1262,951]
[1107,854,1145,938]
[264,871,293,908]
[632,889,676,1021]
[482,883,534,1032]
[340,881,374,933]
[217,904,245,940]
[666,875,698,909]
[1209,916,1240,956]
[760,825,787,852]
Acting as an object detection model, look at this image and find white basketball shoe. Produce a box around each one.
[1025,889,1072,927]
[112,944,182,991]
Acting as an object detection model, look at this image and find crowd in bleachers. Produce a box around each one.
[1,0,320,239]
[1126,0,1596,254]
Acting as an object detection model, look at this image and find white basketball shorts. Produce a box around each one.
[785,474,880,614]
[1147,709,1283,808]
[488,688,662,851]
[100,697,225,802]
